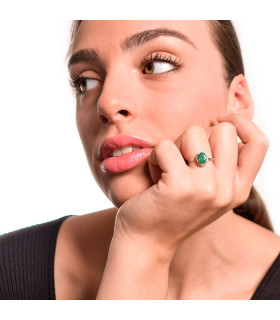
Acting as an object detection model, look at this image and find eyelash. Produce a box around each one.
[69,74,93,94]
[138,52,182,73]
[69,52,182,95]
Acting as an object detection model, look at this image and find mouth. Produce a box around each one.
[99,134,154,173]
[107,145,143,158]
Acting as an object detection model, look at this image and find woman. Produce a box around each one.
[0,20,279,300]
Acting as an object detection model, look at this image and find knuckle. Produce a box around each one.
[256,133,270,149]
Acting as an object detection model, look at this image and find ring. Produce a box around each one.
[187,152,214,167]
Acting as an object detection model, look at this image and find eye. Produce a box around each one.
[77,78,98,93]
[140,53,182,76]
[69,76,99,95]
[143,61,176,75]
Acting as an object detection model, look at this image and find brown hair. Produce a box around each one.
[207,21,273,231]
[68,20,274,232]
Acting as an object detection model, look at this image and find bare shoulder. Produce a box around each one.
[236,214,280,251]
[250,222,280,297]
[251,219,280,252]
[61,207,118,240]
[54,208,117,299]
[236,216,280,294]
[253,223,280,270]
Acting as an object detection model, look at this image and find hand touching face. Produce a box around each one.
[68,21,252,207]
[114,114,269,251]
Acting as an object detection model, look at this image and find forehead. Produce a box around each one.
[71,20,215,54]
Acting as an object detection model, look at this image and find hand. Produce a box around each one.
[114,114,269,253]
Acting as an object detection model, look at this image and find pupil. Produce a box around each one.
[81,80,86,91]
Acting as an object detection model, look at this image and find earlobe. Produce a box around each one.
[227,74,254,120]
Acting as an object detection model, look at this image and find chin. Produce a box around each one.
[99,162,154,208]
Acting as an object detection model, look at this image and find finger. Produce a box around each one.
[174,125,214,170]
[208,122,238,196]
[217,114,269,186]
[238,141,244,153]
[209,122,238,174]
[148,139,189,178]
[205,125,216,140]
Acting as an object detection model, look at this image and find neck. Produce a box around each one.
[168,210,258,297]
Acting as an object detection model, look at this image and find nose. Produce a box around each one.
[97,70,137,125]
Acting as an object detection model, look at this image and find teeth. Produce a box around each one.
[112,148,123,157]
[121,146,134,155]
[110,146,141,157]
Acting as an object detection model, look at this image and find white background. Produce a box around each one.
[0,17,279,236]
[0,0,279,316]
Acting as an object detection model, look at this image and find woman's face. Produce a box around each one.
[68,20,229,207]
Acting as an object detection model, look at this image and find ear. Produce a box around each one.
[226,74,254,120]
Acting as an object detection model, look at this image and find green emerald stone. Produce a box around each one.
[196,152,207,166]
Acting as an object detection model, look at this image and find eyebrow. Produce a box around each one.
[68,28,197,69]
[121,28,197,51]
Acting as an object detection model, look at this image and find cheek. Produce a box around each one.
[76,106,101,166]
[144,75,226,138]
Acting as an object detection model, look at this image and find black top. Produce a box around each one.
[0,216,279,300]
[0,216,71,300]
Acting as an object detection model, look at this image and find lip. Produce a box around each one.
[99,134,154,174]
[99,134,154,161]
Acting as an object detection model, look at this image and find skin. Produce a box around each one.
[54,20,280,299]
[70,20,231,207]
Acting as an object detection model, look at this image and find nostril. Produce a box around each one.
[98,109,129,124]
[119,110,129,117]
